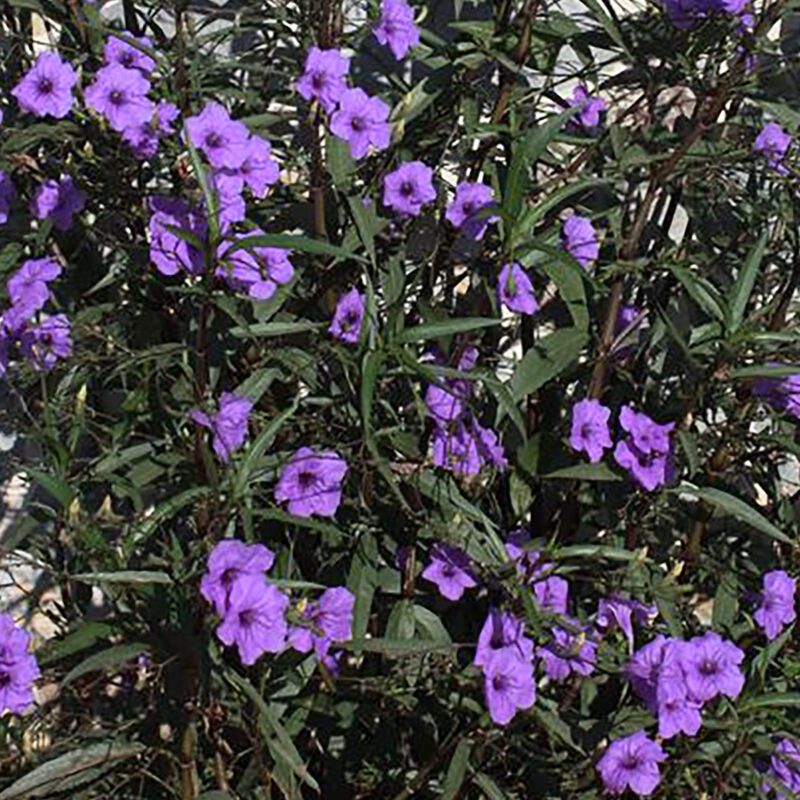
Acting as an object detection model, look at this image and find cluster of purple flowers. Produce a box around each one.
[424,347,508,476]
[201,539,354,669]
[569,401,675,491]
[1,257,72,375]
[186,102,280,230]
[0,613,40,715]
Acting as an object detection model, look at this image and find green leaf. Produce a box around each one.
[440,738,472,800]
[712,571,740,631]
[227,671,320,793]
[412,605,452,643]
[577,0,631,56]
[25,468,74,509]
[676,483,793,545]
[347,533,379,653]
[70,571,173,585]
[344,638,456,655]
[665,262,725,321]
[726,232,768,335]
[740,692,800,713]
[230,321,321,339]
[473,772,510,800]
[0,742,145,800]
[541,463,621,481]
[539,250,589,330]
[227,233,363,263]
[37,622,114,667]
[395,317,501,344]
[511,327,587,400]
[62,644,149,688]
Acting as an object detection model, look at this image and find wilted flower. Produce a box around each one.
[329,288,365,344]
[421,543,477,601]
[0,172,16,225]
[274,447,348,518]
[189,392,253,463]
[445,182,497,241]
[374,0,421,60]
[483,649,536,726]
[216,574,289,665]
[383,161,436,217]
[20,314,72,371]
[201,539,275,615]
[596,596,655,645]
[185,102,250,170]
[330,88,391,159]
[0,614,40,715]
[539,622,597,681]
[122,100,179,159]
[85,63,155,133]
[533,576,570,615]
[217,232,294,301]
[30,176,86,232]
[754,569,796,641]
[12,52,77,119]
[569,399,612,464]
[296,47,350,114]
[288,587,355,660]
[596,731,667,796]
[497,262,538,315]
[103,32,156,74]
[562,214,599,268]
[474,608,534,668]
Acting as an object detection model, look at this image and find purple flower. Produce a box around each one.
[211,172,247,231]
[655,647,703,739]
[374,0,421,60]
[30,176,86,232]
[20,314,71,371]
[474,608,534,669]
[0,171,16,225]
[329,288,365,344]
[596,731,667,796]
[216,232,294,301]
[85,64,155,133]
[504,532,548,584]
[753,371,800,420]
[680,631,745,703]
[104,33,156,74]
[569,399,612,464]
[189,392,253,463]
[425,380,469,425]
[483,649,536,725]
[421,543,477,601]
[754,569,796,641]
[7,257,61,316]
[498,263,539,315]
[296,47,350,114]
[200,539,275,615]
[562,214,599,268]
[764,739,800,800]
[185,102,250,170]
[445,182,497,241]
[148,196,207,277]
[539,622,597,681]
[122,100,179,159]
[383,161,436,217]
[288,587,355,660]
[12,52,77,119]
[330,88,391,160]
[754,123,792,175]
[0,614,40,715]
[614,304,644,357]
[474,421,508,470]
[568,84,606,131]
[432,424,481,476]
[614,406,674,491]
[216,574,289,665]
[624,635,670,711]
[216,135,280,200]
[533,576,570,615]
[274,447,348,518]
[596,596,655,645]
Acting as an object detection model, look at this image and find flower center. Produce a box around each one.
[121,53,134,67]
[311,73,325,90]
[492,674,507,692]
[400,181,415,197]
[40,332,53,346]
[0,670,9,689]
[298,470,317,490]
[350,116,366,132]
[622,755,640,770]
[239,609,255,627]
[109,90,124,105]
[699,659,718,676]
[37,78,54,95]
[580,423,593,439]
[343,311,358,328]
[441,563,456,578]
[462,201,475,216]
[206,132,223,149]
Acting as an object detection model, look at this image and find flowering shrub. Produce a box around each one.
[0,0,799,797]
